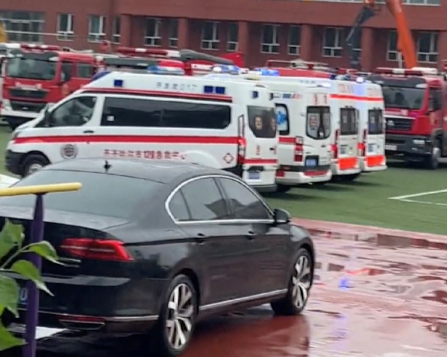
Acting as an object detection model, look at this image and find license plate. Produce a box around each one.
[319,157,329,165]
[368,143,375,153]
[248,171,260,180]
[385,144,397,151]
[19,287,28,305]
[305,158,317,167]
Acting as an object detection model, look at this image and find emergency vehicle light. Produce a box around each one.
[252,91,259,99]
[204,86,226,95]
[20,44,62,51]
[211,65,240,74]
[356,77,365,83]
[114,79,124,87]
[147,66,185,75]
[253,68,279,76]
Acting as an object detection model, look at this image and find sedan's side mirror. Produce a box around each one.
[273,208,291,224]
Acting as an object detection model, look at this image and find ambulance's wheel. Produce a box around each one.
[276,185,291,193]
[424,144,440,170]
[21,154,50,177]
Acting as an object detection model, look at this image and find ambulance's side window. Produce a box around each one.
[49,96,97,127]
[101,96,231,129]
[275,104,289,135]
[339,108,358,135]
[248,106,277,138]
[101,97,162,127]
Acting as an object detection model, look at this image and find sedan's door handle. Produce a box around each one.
[83,130,94,134]
[195,233,206,245]
[245,231,255,240]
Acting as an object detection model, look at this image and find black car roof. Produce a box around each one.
[42,158,237,183]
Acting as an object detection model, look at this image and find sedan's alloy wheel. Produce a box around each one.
[291,255,312,309]
[165,283,194,350]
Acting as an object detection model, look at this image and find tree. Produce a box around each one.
[0,219,60,351]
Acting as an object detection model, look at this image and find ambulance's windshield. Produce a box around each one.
[247,106,277,138]
[6,56,56,81]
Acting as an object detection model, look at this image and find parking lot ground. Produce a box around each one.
[6,228,446,357]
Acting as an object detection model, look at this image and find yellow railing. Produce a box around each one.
[0,183,82,197]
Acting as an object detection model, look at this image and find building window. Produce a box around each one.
[386,30,398,61]
[227,22,238,52]
[288,26,301,55]
[201,22,219,50]
[88,15,106,42]
[322,27,343,57]
[144,18,161,47]
[169,19,178,48]
[112,17,120,43]
[261,24,279,54]
[417,32,438,63]
[57,14,74,41]
[0,11,44,42]
[405,0,440,4]
[349,29,362,57]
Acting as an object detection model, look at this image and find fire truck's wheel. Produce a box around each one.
[21,154,50,177]
[424,145,440,170]
[276,185,291,193]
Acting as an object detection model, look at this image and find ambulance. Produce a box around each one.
[241,73,333,190]
[355,78,387,172]
[5,70,279,191]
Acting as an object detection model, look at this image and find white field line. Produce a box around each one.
[388,188,447,200]
[396,198,447,207]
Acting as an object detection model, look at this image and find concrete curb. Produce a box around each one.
[293,218,447,249]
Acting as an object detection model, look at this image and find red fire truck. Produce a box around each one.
[366,67,447,169]
[1,44,98,130]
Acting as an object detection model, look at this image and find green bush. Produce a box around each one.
[0,219,60,351]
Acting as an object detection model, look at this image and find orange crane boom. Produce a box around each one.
[347,0,417,69]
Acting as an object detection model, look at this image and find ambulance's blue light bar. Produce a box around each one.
[212,65,240,74]
[114,79,124,87]
[204,86,226,95]
[253,68,279,76]
[147,66,185,75]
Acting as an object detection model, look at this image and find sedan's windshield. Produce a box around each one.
[0,170,163,219]
[6,57,57,81]
[382,86,425,110]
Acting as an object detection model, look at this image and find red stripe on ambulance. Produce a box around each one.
[14,135,240,145]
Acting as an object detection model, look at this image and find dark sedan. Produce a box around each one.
[0,159,315,357]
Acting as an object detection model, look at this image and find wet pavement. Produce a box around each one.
[7,230,447,357]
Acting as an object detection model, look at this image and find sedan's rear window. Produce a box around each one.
[0,170,163,219]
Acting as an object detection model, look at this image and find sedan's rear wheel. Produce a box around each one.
[155,275,197,357]
[271,248,312,315]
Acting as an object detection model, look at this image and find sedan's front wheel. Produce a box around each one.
[155,275,197,357]
[271,248,312,315]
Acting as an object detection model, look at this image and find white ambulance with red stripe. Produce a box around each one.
[238,71,333,191]
[5,71,278,191]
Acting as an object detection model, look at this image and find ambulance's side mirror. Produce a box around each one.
[43,106,52,126]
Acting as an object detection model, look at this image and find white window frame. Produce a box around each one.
[57,13,74,41]
[386,30,398,61]
[322,27,343,58]
[169,19,178,48]
[288,25,301,56]
[417,32,438,63]
[144,18,161,47]
[88,15,106,43]
[201,21,219,50]
[227,22,238,52]
[261,24,279,54]
[112,16,120,44]
[0,11,44,43]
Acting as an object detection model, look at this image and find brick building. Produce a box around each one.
[0,0,446,70]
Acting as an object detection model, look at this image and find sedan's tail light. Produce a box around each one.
[60,238,133,261]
